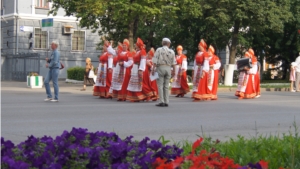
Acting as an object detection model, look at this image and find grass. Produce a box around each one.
[171,121,300,169]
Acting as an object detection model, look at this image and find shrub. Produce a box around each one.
[67,67,85,81]
[1,128,182,169]
[186,69,193,77]
[177,127,299,169]
[154,137,271,169]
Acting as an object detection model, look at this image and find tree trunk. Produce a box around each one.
[146,20,154,50]
[128,21,134,52]
[229,21,240,64]
[281,59,288,80]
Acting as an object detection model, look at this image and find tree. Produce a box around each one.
[246,0,300,79]
[49,0,179,51]
[199,0,292,64]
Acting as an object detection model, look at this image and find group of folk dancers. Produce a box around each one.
[92,38,261,102]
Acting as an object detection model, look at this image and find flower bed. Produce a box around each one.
[1,128,182,169]
[2,128,296,169]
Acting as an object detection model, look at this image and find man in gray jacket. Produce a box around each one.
[152,38,176,107]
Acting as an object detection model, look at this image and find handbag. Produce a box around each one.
[60,62,64,70]
[88,69,95,78]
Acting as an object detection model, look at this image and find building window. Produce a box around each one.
[36,0,49,8]
[72,30,85,51]
[34,28,48,49]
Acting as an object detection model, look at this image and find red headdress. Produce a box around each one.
[244,51,251,58]
[148,48,155,57]
[177,45,183,51]
[199,39,207,49]
[136,37,144,49]
[208,45,215,54]
[248,48,255,57]
[123,39,130,49]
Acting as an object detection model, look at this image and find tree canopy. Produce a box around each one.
[50,0,179,51]
[50,0,299,75]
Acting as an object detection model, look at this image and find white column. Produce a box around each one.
[32,0,35,15]
[224,64,235,86]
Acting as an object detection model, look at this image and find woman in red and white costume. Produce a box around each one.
[193,45,221,101]
[93,43,113,98]
[209,46,221,100]
[145,48,159,101]
[107,39,134,101]
[126,38,148,102]
[248,48,261,98]
[171,45,190,97]
[108,53,121,98]
[235,51,258,99]
[192,39,208,100]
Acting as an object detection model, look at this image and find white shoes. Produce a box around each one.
[44,98,58,102]
[255,95,261,98]
[291,90,296,92]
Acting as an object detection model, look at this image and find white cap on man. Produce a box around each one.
[162,38,171,43]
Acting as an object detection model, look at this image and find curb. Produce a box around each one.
[65,79,83,84]
[65,80,292,92]
[217,87,292,92]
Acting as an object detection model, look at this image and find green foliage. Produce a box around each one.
[158,136,170,146]
[175,123,300,169]
[199,0,292,64]
[50,0,179,51]
[186,69,193,77]
[67,67,86,81]
[50,0,299,77]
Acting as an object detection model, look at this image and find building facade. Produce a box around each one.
[1,0,102,80]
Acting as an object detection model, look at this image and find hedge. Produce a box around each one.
[67,67,86,81]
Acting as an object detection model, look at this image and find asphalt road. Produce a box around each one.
[1,81,300,144]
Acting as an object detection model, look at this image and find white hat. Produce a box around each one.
[162,37,171,43]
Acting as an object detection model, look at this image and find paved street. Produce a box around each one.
[1,81,300,144]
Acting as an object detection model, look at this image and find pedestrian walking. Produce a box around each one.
[290,62,297,92]
[295,53,300,92]
[80,57,95,91]
[152,38,176,107]
[44,41,60,102]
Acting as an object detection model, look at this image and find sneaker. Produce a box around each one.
[291,90,296,92]
[255,95,261,98]
[51,99,59,102]
[44,98,53,101]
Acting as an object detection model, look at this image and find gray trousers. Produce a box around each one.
[156,66,171,104]
[296,72,300,91]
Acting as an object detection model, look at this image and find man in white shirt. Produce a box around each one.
[295,53,300,92]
